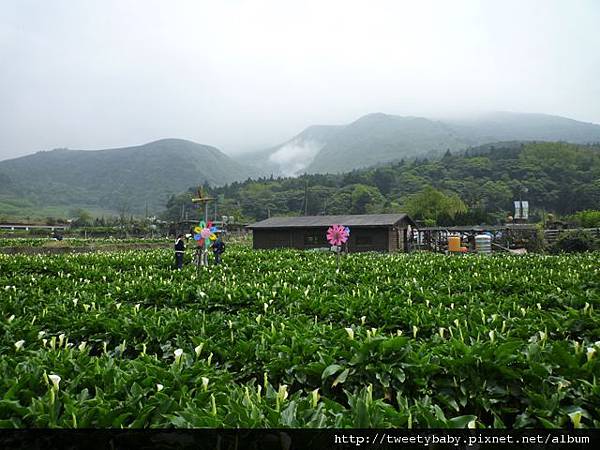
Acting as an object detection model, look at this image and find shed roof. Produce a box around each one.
[247,214,415,229]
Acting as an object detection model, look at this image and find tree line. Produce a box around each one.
[162,141,600,226]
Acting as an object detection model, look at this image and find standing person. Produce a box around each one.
[174,234,185,269]
[200,246,209,267]
[212,235,226,265]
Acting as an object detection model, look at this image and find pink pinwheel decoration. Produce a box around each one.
[200,227,212,239]
[326,224,349,246]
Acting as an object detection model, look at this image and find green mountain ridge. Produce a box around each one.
[445,111,600,143]
[242,112,600,175]
[306,114,471,173]
[0,138,256,217]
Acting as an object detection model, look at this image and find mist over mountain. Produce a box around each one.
[235,125,343,176]
[239,111,600,175]
[0,139,255,218]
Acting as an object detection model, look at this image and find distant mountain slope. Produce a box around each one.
[0,139,256,216]
[445,111,600,144]
[306,114,472,173]
[251,112,600,175]
[236,125,343,176]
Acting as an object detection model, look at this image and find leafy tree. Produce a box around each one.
[404,186,467,225]
[70,208,92,227]
[161,192,193,222]
[371,167,396,195]
[350,184,384,214]
[327,188,354,215]
[481,180,513,211]
[306,186,336,215]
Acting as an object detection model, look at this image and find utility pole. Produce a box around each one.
[303,178,308,216]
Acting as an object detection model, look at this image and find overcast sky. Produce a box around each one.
[1,0,599,160]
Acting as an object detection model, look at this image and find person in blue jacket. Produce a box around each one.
[212,235,226,265]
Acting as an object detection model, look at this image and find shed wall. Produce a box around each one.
[252,218,413,252]
[347,227,389,252]
[253,229,292,249]
[253,226,395,252]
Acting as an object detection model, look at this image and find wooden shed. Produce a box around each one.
[247,214,415,253]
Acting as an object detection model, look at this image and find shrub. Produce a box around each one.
[568,210,600,228]
[550,229,599,253]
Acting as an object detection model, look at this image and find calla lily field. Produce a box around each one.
[0,246,599,428]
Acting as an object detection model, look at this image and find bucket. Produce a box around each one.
[448,235,461,252]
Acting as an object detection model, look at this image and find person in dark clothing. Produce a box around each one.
[212,235,225,265]
[174,234,185,269]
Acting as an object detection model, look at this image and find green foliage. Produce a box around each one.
[161,192,194,222]
[326,184,385,215]
[69,209,93,227]
[403,186,467,225]
[351,184,385,214]
[568,210,600,228]
[0,246,599,428]
[209,142,600,223]
[550,230,599,254]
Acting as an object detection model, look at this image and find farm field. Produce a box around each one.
[0,246,599,428]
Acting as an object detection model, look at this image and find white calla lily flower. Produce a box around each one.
[344,327,354,340]
[49,374,61,391]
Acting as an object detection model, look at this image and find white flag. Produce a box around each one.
[521,201,529,219]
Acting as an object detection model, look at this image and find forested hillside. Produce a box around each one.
[0,139,256,218]
[165,142,600,225]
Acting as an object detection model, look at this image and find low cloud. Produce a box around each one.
[268,139,325,176]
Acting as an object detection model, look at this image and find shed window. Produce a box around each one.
[355,235,373,246]
[304,231,326,245]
